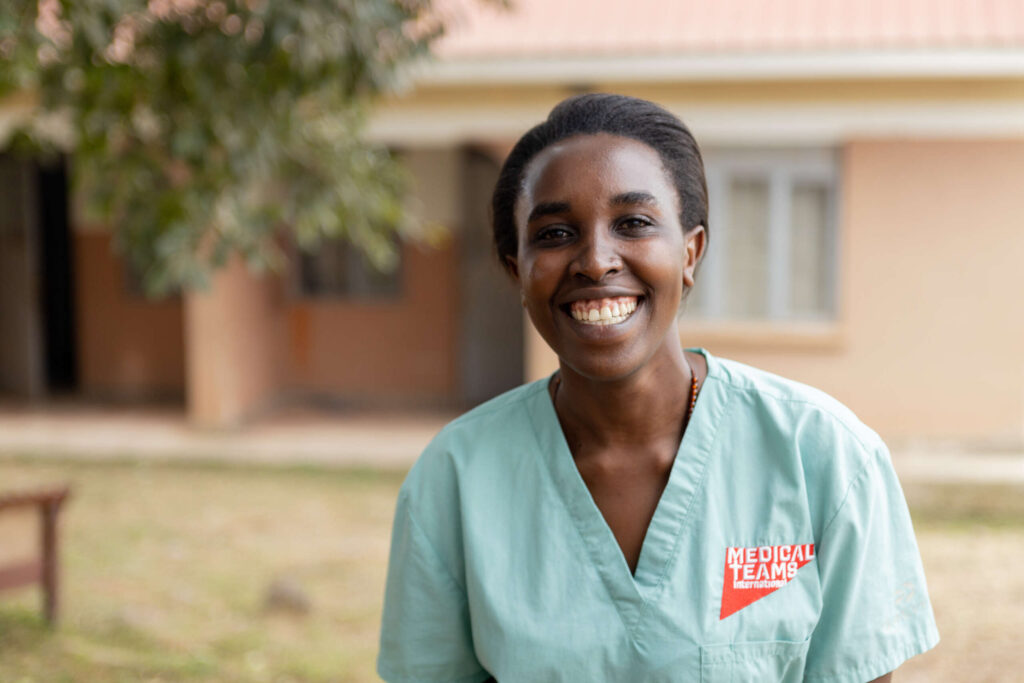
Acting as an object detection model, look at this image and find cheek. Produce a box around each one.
[636,248,686,289]
[644,262,687,316]
[521,254,559,297]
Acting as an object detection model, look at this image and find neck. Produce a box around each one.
[554,336,696,450]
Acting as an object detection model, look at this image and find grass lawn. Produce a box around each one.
[0,458,404,683]
[1,457,1022,682]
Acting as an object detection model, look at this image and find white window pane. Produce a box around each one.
[685,147,837,323]
[723,178,769,318]
[790,183,830,318]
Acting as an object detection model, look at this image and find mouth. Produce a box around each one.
[564,296,641,326]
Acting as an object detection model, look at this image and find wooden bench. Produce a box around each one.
[0,486,71,625]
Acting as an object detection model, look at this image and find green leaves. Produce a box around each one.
[1,0,444,296]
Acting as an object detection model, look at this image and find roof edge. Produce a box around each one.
[412,48,1024,86]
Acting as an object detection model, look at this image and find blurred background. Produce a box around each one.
[1,0,1023,680]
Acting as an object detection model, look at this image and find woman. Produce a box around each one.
[377,94,938,682]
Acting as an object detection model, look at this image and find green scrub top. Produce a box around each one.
[378,349,939,682]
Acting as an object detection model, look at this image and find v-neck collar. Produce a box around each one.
[526,348,732,636]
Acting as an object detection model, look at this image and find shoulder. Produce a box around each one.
[706,353,892,531]
[436,379,549,447]
[419,378,548,467]
[392,379,552,576]
[711,354,884,455]
[399,378,549,506]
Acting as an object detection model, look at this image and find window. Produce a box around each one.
[689,148,838,322]
[297,239,403,300]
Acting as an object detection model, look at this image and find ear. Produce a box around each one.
[503,254,521,283]
[683,225,707,288]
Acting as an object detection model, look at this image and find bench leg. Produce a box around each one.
[40,502,59,625]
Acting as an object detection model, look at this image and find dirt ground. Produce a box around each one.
[0,458,1022,682]
[894,483,1024,683]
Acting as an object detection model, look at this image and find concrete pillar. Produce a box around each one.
[184,257,283,428]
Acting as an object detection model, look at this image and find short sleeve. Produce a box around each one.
[804,443,940,682]
[377,492,489,683]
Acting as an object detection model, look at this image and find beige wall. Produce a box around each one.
[75,232,186,399]
[716,139,1024,443]
[526,140,1024,443]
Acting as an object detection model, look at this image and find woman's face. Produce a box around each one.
[507,133,705,381]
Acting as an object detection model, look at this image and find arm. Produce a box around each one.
[869,674,893,683]
[377,493,488,683]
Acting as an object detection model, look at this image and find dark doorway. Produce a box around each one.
[0,153,77,398]
[38,157,77,393]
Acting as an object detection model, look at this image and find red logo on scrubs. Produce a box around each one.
[720,544,815,619]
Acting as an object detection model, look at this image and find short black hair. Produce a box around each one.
[491,93,709,270]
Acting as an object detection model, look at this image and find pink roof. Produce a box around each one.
[434,0,1024,58]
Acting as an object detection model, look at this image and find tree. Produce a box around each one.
[0,0,445,295]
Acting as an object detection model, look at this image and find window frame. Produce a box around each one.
[695,147,840,325]
[292,236,405,303]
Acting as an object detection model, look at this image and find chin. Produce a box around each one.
[554,332,686,386]
[555,348,649,383]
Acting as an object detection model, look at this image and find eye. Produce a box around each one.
[534,225,573,243]
[617,216,655,233]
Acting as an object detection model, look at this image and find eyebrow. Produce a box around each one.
[525,192,661,223]
[611,191,659,208]
[527,201,571,223]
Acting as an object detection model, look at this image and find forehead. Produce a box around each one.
[517,133,678,221]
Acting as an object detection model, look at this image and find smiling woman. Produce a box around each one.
[508,133,696,386]
[377,94,938,683]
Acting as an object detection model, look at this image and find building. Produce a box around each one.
[2,0,1023,443]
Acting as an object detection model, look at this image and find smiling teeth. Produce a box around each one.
[570,297,638,325]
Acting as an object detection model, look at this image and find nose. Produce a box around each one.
[570,228,621,282]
